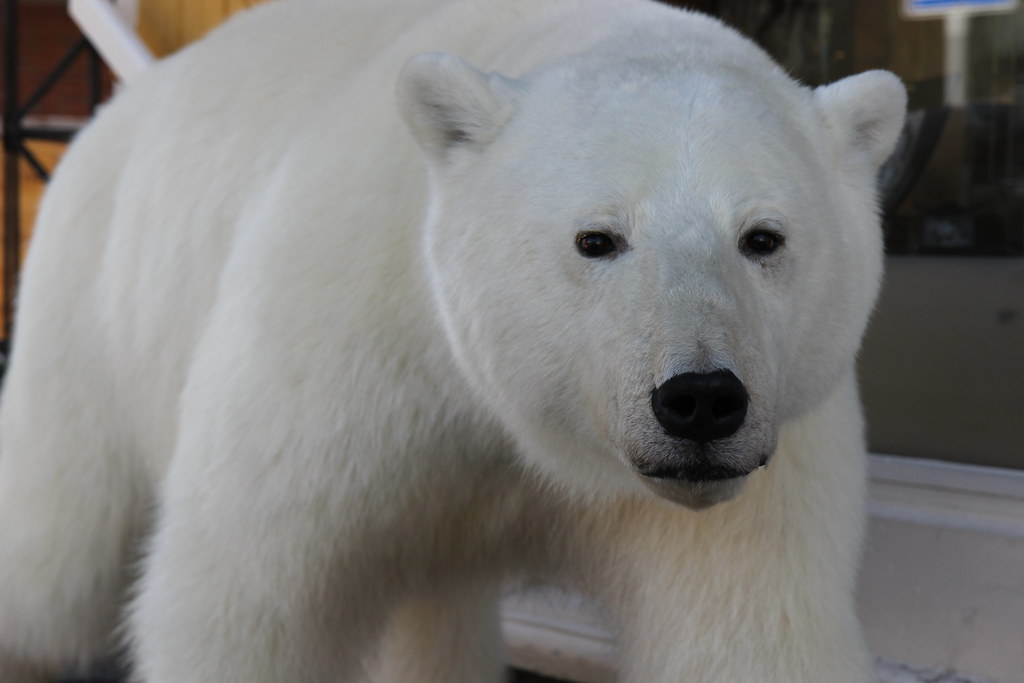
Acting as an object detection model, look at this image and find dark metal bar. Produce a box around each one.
[17,139,48,183]
[88,43,102,114]
[3,0,22,341]
[17,38,88,121]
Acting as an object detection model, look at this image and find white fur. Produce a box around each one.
[0,0,905,681]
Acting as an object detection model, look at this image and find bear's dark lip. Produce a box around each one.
[637,463,752,483]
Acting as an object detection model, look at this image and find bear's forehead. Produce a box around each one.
[502,65,825,200]
[556,62,808,134]
[461,62,834,243]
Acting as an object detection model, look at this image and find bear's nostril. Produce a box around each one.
[711,395,742,419]
[670,396,697,419]
[651,369,748,443]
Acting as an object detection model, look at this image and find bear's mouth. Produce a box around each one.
[631,450,772,508]
[637,461,753,483]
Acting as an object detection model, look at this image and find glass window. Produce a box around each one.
[664,0,1024,469]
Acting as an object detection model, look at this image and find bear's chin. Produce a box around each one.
[639,476,748,510]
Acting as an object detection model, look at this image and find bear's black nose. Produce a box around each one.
[651,370,748,443]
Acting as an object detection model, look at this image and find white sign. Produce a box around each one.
[903,0,1019,18]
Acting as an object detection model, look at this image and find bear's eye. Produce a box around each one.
[576,231,618,258]
[740,228,785,258]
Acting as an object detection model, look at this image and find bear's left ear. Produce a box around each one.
[814,70,907,171]
[397,52,520,162]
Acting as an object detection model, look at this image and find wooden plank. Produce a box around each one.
[137,0,275,56]
[136,0,176,57]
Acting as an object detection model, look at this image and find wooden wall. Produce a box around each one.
[137,0,274,57]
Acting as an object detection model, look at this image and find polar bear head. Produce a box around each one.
[398,25,905,510]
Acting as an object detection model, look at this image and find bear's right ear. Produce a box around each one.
[397,53,520,162]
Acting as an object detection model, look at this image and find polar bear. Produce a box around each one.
[0,0,905,681]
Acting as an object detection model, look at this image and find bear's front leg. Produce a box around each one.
[128,451,398,683]
[604,491,874,683]
[584,385,874,683]
[125,347,414,683]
